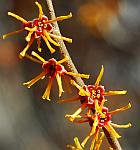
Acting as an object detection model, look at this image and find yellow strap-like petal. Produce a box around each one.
[71,80,90,97]
[37,38,42,52]
[95,100,105,118]
[90,115,99,136]
[65,103,87,122]
[23,71,46,88]
[104,90,127,96]
[111,123,132,128]
[42,35,56,53]
[57,56,69,64]
[74,137,83,149]
[35,1,44,20]
[46,12,72,23]
[109,103,131,115]
[81,115,98,147]
[24,53,43,64]
[56,74,64,97]
[94,132,105,150]
[66,72,90,79]
[49,33,72,43]
[90,129,100,150]
[43,30,60,46]
[31,51,46,63]
[19,37,34,58]
[3,28,24,39]
[42,78,53,101]
[8,12,28,24]
[105,123,121,139]
[94,65,104,87]
[67,144,81,150]
[99,99,107,111]
[71,80,81,90]
[25,27,37,42]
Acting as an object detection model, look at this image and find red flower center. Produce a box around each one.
[98,107,111,127]
[42,58,66,78]
[83,85,105,105]
[32,16,53,38]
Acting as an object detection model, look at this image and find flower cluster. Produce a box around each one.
[67,104,131,150]
[24,51,89,100]
[3,1,72,57]
[3,1,132,150]
[59,66,131,149]
[3,1,83,101]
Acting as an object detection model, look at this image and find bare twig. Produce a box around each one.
[103,127,122,150]
[45,0,84,86]
[45,0,122,149]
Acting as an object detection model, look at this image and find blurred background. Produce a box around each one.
[0,0,140,149]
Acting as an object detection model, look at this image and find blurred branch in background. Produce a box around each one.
[78,0,120,38]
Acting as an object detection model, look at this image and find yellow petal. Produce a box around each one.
[25,27,37,42]
[74,137,83,149]
[31,51,46,63]
[81,115,98,147]
[71,80,90,97]
[35,1,44,20]
[90,138,95,150]
[66,103,87,122]
[49,33,72,43]
[56,74,64,97]
[66,145,75,150]
[67,144,82,150]
[78,89,90,97]
[111,123,132,128]
[104,90,127,96]
[23,71,46,88]
[42,78,53,101]
[19,37,34,58]
[90,129,100,150]
[95,100,105,118]
[66,72,90,79]
[57,56,69,64]
[90,115,99,136]
[8,12,28,24]
[46,12,72,23]
[37,38,42,52]
[105,123,121,139]
[43,30,60,46]
[99,99,106,111]
[3,29,24,39]
[109,103,131,115]
[24,53,43,64]
[94,132,105,150]
[94,65,104,87]
[42,35,56,53]
[71,80,81,90]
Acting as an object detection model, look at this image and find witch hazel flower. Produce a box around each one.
[67,133,104,150]
[23,51,89,100]
[67,101,131,150]
[61,66,126,122]
[3,1,72,57]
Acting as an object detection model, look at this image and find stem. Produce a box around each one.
[103,128,122,150]
[45,0,122,149]
[45,0,84,87]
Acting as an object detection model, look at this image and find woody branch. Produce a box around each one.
[45,0,122,149]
